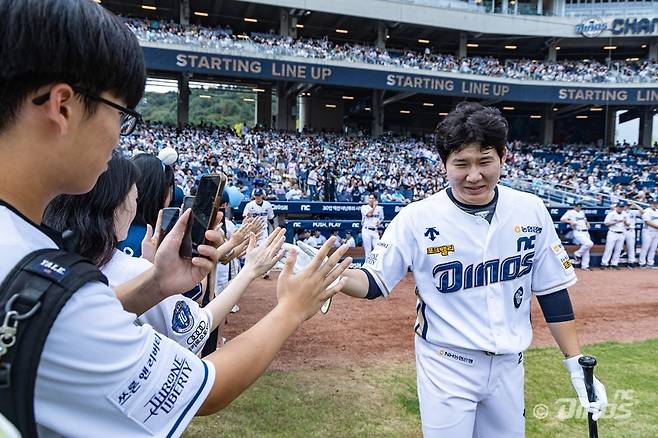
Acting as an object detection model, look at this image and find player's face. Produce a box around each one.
[445,143,504,205]
[368,195,376,207]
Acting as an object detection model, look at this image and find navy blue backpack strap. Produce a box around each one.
[0,249,107,438]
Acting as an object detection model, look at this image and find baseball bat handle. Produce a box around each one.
[578,355,599,438]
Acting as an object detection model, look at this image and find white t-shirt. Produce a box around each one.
[0,204,214,437]
[345,237,356,248]
[362,185,577,354]
[560,209,588,231]
[102,250,213,354]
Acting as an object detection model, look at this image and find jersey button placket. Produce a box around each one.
[483,214,504,353]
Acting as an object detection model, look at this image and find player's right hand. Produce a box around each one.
[276,237,351,321]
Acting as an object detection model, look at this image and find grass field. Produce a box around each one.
[184,339,658,437]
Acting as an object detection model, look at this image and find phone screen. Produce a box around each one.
[180,174,226,258]
[182,196,195,212]
[159,207,180,246]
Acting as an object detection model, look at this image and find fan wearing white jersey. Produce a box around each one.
[244,188,275,278]
[560,203,593,270]
[361,193,385,260]
[624,203,641,267]
[600,202,629,269]
[638,199,658,267]
[0,3,351,435]
[338,103,607,437]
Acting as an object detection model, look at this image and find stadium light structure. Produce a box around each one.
[295,24,304,28]
[141,5,156,10]
[641,44,647,48]
[336,29,349,34]
[603,46,617,50]
[503,106,515,111]
[626,57,640,62]
[438,112,448,116]
[342,96,354,100]
[418,39,430,44]
[423,102,434,107]
[252,88,266,92]
[243,98,255,102]
[325,104,337,108]
[555,46,561,51]
[504,45,517,50]
[400,110,411,114]
[199,95,212,99]
[576,115,589,119]
[530,115,542,119]
[364,107,371,111]
[244,18,258,23]
[466,43,479,48]
[194,11,209,17]
[590,107,603,112]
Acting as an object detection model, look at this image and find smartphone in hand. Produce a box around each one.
[180,173,227,259]
[159,207,181,246]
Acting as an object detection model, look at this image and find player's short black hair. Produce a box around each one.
[435,102,508,164]
[0,0,145,133]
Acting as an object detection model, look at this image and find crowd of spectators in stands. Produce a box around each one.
[125,18,658,84]
[118,123,658,206]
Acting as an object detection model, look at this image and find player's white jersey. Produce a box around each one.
[625,209,640,230]
[102,250,213,354]
[642,208,658,233]
[244,200,274,237]
[605,210,627,232]
[361,204,384,229]
[362,185,576,354]
[560,209,588,231]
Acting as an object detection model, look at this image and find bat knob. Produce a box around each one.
[578,355,597,369]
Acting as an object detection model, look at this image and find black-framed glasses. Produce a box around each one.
[32,86,142,136]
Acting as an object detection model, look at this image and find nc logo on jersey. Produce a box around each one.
[513,287,524,309]
[424,227,440,241]
[427,244,455,256]
[172,301,195,334]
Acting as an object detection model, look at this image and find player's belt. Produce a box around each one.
[610,230,624,234]
[364,227,377,231]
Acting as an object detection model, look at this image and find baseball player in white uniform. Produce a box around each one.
[338,103,607,437]
[639,200,658,268]
[600,202,629,269]
[243,188,275,278]
[560,203,593,270]
[624,203,641,267]
[361,193,385,261]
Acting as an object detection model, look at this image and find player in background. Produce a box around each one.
[361,193,384,261]
[600,202,629,270]
[624,202,642,268]
[638,199,658,268]
[344,232,356,248]
[560,203,593,271]
[244,188,275,278]
[337,102,607,437]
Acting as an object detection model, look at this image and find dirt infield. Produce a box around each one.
[223,269,658,371]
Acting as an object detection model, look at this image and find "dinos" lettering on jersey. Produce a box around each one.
[432,252,535,293]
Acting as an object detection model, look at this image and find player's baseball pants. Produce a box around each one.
[639,230,658,266]
[624,229,637,264]
[572,230,593,269]
[601,230,625,266]
[362,228,380,259]
[415,337,524,438]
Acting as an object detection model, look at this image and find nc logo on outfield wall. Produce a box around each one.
[576,17,607,38]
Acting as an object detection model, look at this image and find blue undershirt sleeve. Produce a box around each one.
[536,288,575,323]
[359,268,383,300]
